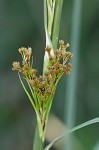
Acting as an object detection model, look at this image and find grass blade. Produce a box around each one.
[44,117,99,150]
[52,0,64,50]
[64,0,82,149]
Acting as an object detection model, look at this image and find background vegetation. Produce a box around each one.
[0,0,99,150]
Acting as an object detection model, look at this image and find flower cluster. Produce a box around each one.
[12,40,73,133]
[12,41,73,102]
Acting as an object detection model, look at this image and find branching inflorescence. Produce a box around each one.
[12,40,73,142]
[12,0,73,149]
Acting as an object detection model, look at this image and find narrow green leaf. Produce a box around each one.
[44,0,52,47]
[52,0,64,50]
[44,117,99,150]
[18,73,36,112]
[26,79,34,97]
[26,80,39,110]
[44,0,47,34]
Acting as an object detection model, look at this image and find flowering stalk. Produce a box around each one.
[12,0,72,150]
[12,42,73,149]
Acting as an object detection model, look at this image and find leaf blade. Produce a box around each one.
[44,117,99,150]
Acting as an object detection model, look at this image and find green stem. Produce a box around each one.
[52,0,64,50]
[47,0,55,37]
[33,1,65,149]
[33,125,44,150]
[44,0,47,35]
[44,0,52,47]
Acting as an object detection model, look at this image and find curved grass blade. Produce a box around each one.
[44,117,99,150]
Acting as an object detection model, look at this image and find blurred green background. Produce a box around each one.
[0,0,99,150]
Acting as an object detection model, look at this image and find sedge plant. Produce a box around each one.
[12,0,99,150]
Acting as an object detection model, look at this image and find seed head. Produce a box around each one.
[12,40,73,105]
[12,61,20,70]
[63,63,72,74]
